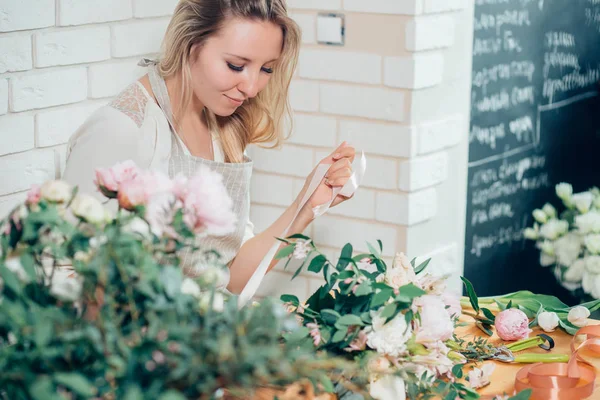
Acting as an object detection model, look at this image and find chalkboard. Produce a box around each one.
[464,0,600,300]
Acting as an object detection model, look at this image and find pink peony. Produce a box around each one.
[414,295,454,343]
[95,160,140,198]
[117,170,173,211]
[494,308,531,341]
[441,292,462,319]
[26,184,41,205]
[181,166,236,236]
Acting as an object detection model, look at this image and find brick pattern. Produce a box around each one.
[0,0,472,300]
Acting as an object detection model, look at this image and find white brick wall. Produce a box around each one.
[298,50,381,84]
[0,34,33,73]
[0,0,55,32]
[35,27,111,67]
[58,0,132,26]
[0,0,474,301]
[11,68,88,111]
[344,0,423,15]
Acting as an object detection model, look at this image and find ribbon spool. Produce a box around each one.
[237,151,367,308]
[513,325,600,399]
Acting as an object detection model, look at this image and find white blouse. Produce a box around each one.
[62,81,255,244]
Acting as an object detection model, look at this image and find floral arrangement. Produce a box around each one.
[276,237,533,400]
[524,183,600,299]
[0,161,357,399]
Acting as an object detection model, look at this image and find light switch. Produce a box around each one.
[317,13,345,45]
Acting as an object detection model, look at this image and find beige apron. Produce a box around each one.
[145,60,253,282]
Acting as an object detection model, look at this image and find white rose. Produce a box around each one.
[540,219,568,240]
[538,240,555,256]
[50,275,82,302]
[70,194,105,225]
[369,375,406,400]
[554,233,583,266]
[556,183,573,202]
[582,271,600,297]
[40,180,72,203]
[181,278,202,298]
[542,204,557,219]
[199,292,225,312]
[523,227,539,240]
[573,192,594,214]
[564,259,586,283]
[537,311,560,332]
[585,234,600,254]
[533,209,548,224]
[568,306,590,327]
[576,211,600,234]
[122,216,151,238]
[366,310,412,357]
[385,252,416,289]
[585,255,600,273]
[593,195,600,210]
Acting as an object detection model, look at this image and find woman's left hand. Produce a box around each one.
[298,142,356,215]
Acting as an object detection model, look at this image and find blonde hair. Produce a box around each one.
[158,0,301,163]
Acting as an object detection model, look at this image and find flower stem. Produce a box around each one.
[514,353,569,363]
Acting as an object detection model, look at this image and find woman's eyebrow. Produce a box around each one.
[224,53,278,63]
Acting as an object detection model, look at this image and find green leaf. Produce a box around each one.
[577,299,600,313]
[475,321,494,336]
[53,373,96,397]
[558,318,579,335]
[331,329,347,343]
[414,258,431,275]
[377,239,383,252]
[367,242,380,257]
[158,390,187,400]
[291,264,304,280]
[374,258,386,273]
[34,319,53,348]
[507,300,513,309]
[461,276,479,313]
[30,377,62,400]
[396,283,427,303]
[495,299,507,311]
[275,244,295,260]
[280,294,300,306]
[509,389,533,400]
[122,386,143,400]
[307,254,327,274]
[319,375,335,393]
[320,309,341,324]
[482,308,496,323]
[452,364,463,379]
[444,389,458,400]
[336,314,364,326]
[20,252,37,281]
[380,302,398,322]
[371,288,393,308]
[354,281,372,296]
[0,264,22,296]
[283,326,310,344]
[337,243,353,271]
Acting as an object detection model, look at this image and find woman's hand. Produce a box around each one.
[297,142,356,217]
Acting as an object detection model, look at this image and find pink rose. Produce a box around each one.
[441,292,462,319]
[495,308,531,341]
[26,184,41,205]
[95,160,140,198]
[181,166,236,236]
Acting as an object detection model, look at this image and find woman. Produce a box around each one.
[62,0,356,295]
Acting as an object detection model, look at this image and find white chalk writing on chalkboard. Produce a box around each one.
[475,9,531,34]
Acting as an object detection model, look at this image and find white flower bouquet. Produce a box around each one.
[524,183,600,299]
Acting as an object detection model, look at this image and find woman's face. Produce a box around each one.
[190,17,283,116]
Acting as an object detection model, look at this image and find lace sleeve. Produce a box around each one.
[108,83,149,128]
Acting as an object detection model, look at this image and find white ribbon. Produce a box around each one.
[237,151,367,307]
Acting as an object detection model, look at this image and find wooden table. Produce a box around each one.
[454,318,600,398]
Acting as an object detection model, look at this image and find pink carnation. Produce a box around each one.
[95,160,140,198]
[26,184,41,205]
[495,308,531,341]
[181,166,236,236]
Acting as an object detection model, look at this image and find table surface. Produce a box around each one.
[454,317,600,399]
